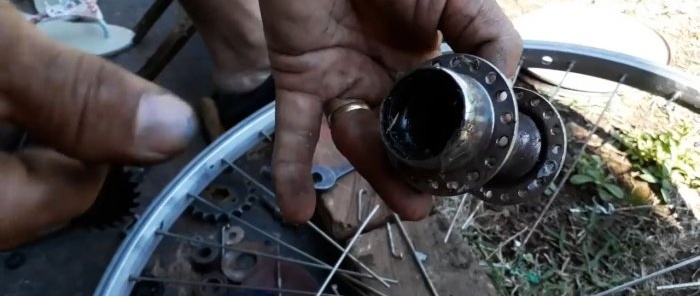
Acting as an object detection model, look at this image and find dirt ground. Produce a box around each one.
[438,1,700,296]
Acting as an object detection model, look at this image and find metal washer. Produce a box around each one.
[475,87,567,204]
[403,54,519,195]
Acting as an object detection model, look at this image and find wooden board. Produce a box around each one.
[350,214,498,296]
[312,121,394,240]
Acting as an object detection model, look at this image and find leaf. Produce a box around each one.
[570,174,595,185]
[602,183,625,199]
[597,188,615,201]
[661,188,671,203]
[662,179,672,190]
[638,173,658,183]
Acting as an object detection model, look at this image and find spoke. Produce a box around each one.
[186,194,397,285]
[551,61,576,99]
[394,213,440,296]
[657,281,700,291]
[276,233,283,296]
[519,74,627,251]
[460,200,483,230]
[443,194,468,243]
[591,254,700,296]
[130,276,344,296]
[223,160,393,288]
[316,205,380,296]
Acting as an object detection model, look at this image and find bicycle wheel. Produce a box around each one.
[95,40,700,296]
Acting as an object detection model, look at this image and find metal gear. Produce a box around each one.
[69,166,140,230]
[189,168,259,222]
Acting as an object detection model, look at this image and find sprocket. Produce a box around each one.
[189,168,258,222]
[69,166,140,230]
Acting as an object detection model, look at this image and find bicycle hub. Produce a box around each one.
[379,54,567,205]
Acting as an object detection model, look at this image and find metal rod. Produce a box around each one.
[460,200,483,230]
[551,61,576,98]
[386,222,403,259]
[519,75,626,251]
[129,276,343,296]
[657,281,700,291]
[589,255,700,296]
[276,233,283,296]
[316,205,380,296]
[222,160,393,287]
[357,189,366,222]
[393,213,440,296]
[444,194,468,243]
[305,222,393,287]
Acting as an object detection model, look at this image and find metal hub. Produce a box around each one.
[380,54,566,204]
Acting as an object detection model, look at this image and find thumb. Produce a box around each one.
[0,2,196,164]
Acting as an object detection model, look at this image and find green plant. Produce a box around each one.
[570,153,625,201]
[619,123,700,202]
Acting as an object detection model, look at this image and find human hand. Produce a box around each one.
[0,2,195,249]
[260,0,522,224]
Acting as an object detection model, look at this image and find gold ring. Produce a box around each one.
[326,99,371,126]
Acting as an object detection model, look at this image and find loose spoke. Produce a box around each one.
[519,74,627,251]
[129,276,344,296]
[223,160,393,288]
[591,254,700,296]
[316,205,380,296]
[394,213,440,296]
[444,194,468,243]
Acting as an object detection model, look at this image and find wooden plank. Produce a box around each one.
[350,215,498,296]
[312,121,393,240]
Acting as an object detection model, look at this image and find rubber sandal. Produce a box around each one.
[198,76,276,142]
[27,0,134,56]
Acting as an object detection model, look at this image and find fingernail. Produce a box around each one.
[136,92,197,160]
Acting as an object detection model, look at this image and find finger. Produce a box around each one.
[330,107,433,221]
[439,0,523,77]
[0,148,107,250]
[272,89,324,224]
[0,3,196,164]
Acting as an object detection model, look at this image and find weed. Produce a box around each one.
[569,153,626,202]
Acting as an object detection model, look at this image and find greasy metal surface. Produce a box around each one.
[380,54,518,196]
[477,87,567,204]
[495,113,542,180]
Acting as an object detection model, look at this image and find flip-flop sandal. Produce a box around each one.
[27,0,134,56]
[199,76,276,142]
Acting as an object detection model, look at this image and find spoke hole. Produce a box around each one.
[518,189,528,198]
[530,99,540,107]
[467,171,480,182]
[247,187,257,194]
[496,90,508,102]
[543,110,554,119]
[241,204,252,211]
[484,190,493,198]
[497,136,509,148]
[499,193,509,201]
[500,112,513,124]
[198,247,213,258]
[485,156,497,168]
[485,72,497,84]
[233,210,243,217]
[550,125,562,136]
[541,56,553,65]
[516,91,524,99]
[552,145,561,154]
[447,181,459,189]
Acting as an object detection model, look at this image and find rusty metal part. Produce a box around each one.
[190,173,258,222]
[195,272,230,296]
[189,244,220,273]
[223,226,245,246]
[221,241,266,283]
[379,54,566,204]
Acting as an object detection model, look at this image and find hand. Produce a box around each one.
[0,2,195,249]
[260,0,522,224]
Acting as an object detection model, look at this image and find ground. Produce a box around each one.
[437,1,700,295]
